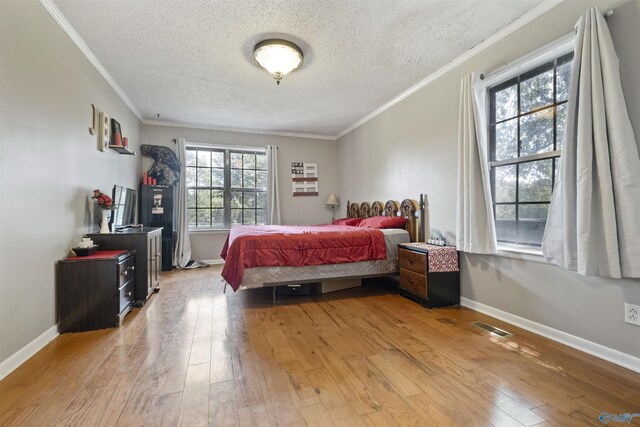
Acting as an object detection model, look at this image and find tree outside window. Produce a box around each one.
[489,53,573,246]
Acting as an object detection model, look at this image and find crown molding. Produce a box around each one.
[334,0,565,140]
[38,0,143,121]
[142,119,337,141]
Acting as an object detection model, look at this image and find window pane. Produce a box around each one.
[257,209,266,225]
[256,154,267,170]
[494,165,516,203]
[243,153,256,169]
[520,69,553,113]
[211,190,224,208]
[519,159,553,202]
[212,151,224,167]
[556,61,572,102]
[243,192,256,208]
[256,170,267,189]
[188,209,197,227]
[212,168,224,187]
[495,205,516,243]
[197,189,211,208]
[187,189,196,208]
[186,149,197,167]
[231,191,242,208]
[518,204,549,245]
[256,192,266,208]
[231,209,242,226]
[243,170,256,188]
[493,118,517,161]
[243,210,256,225]
[197,168,211,187]
[520,108,554,156]
[211,209,224,227]
[186,167,196,187]
[197,209,211,227]
[556,103,567,149]
[231,153,243,168]
[231,169,242,188]
[197,150,211,167]
[494,85,517,121]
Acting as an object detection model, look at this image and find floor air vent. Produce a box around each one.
[472,321,512,337]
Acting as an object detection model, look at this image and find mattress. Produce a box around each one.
[238,228,410,289]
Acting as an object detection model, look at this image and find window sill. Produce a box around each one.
[495,244,547,264]
[188,228,231,235]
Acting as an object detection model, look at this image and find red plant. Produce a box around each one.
[92,189,113,209]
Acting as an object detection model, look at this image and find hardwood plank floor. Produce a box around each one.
[1,266,639,426]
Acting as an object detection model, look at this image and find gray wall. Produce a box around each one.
[0,0,142,364]
[142,125,339,261]
[337,0,640,358]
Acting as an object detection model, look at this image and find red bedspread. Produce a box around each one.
[220,225,387,291]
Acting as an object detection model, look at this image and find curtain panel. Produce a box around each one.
[266,145,281,225]
[174,138,192,268]
[456,73,498,254]
[542,8,640,278]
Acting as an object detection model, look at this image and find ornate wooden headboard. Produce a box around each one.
[344,197,422,242]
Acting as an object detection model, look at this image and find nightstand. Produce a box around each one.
[398,243,460,308]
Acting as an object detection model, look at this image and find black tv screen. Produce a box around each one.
[110,185,137,230]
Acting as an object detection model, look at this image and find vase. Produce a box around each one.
[100,209,110,234]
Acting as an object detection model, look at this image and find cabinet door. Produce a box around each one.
[153,232,161,285]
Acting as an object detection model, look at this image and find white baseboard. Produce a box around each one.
[460,297,640,373]
[202,259,224,265]
[0,325,59,381]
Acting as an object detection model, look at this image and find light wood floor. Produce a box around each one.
[1,267,639,427]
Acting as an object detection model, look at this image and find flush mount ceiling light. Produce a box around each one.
[253,39,303,85]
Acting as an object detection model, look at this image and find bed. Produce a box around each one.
[221,197,424,301]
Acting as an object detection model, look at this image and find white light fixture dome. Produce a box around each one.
[253,39,303,85]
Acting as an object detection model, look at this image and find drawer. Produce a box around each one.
[399,268,427,298]
[399,248,426,275]
[118,255,135,288]
[119,279,134,315]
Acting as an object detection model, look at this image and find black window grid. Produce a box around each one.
[488,52,573,247]
[186,147,267,229]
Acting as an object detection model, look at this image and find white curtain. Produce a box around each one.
[456,73,497,254]
[174,138,192,268]
[542,8,640,278]
[266,145,281,225]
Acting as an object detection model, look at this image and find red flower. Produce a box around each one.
[92,189,114,210]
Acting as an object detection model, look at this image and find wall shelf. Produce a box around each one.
[109,145,135,155]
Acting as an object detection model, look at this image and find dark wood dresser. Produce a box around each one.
[398,243,460,308]
[88,227,162,306]
[57,250,135,332]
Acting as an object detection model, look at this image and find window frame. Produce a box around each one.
[478,33,575,251]
[185,144,267,231]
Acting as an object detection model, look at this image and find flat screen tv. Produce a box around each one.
[110,185,137,230]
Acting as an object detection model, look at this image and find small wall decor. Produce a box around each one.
[98,112,110,151]
[291,162,318,196]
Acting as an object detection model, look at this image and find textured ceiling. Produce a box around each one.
[52,0,540,138]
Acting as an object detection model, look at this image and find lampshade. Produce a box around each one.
[325,194,339,206]
[254,39,303,85]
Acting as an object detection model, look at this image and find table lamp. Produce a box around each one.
[325,194,339,221]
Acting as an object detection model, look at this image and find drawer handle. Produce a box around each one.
[128,266,135,271]
[125,291,132,297]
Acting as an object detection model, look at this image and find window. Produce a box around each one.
[489,52,573,247]
[185,146,267,230]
